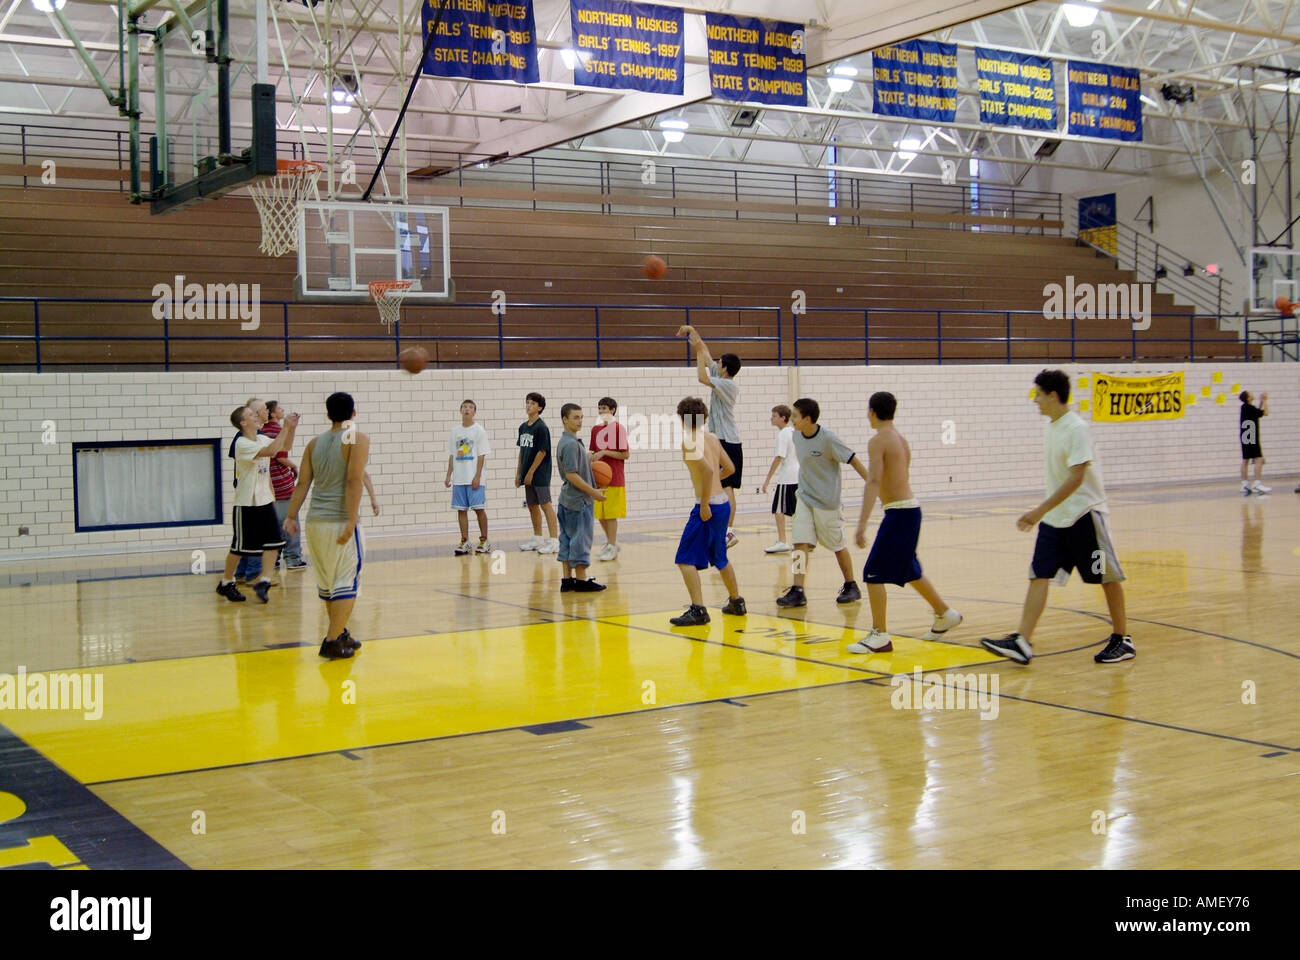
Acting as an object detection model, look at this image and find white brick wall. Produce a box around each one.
[0,362,1295,559]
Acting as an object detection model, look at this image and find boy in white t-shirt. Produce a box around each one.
[760,404,799,553]
[217,404,299,604]
[981,370,1134,666]
[444,399,491,555]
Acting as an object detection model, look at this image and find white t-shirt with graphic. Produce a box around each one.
[1042,411,1108,528]
[446,423,490,486]
[234,434,275,507]
[773,424,800,485]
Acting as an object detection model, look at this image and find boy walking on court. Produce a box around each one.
[776,398,869,608]
[445,399,491,555]
[981,370,1135,665]
[590,396,630,560]
[282,392,370,660]
[761,404,799,554]
[1239,390,1271,495]
[262,400,306,570]
[677,325,743,548]
[670,397,746,626]
[556,403,606,593]
[517,392,559,555]
[850,392,961,654]
[216,404,299,604]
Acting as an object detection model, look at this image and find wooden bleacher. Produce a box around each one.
[0,182,1254,369]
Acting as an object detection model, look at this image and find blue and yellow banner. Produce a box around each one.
[1067,60,1142,140]
[570,0,683,94]
[1078,192,1117,255]
[421,0,539,84]
[706,14,806,106]
[975,47,1057,131]
[871,40,958,122]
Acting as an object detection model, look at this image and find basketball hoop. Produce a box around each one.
[248,159,322,257]
[370,280,414,328]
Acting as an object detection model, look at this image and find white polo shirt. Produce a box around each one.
[1042,411,1108,528]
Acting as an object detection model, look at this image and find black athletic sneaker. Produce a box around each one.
[337,628,361,651]
[981,633,1033,664]
[318,637,356,660]
[560,577,576,592]
[1094,634,1136,663]
[836,581,862,604]
[776,586,807,607]
[670,604,710,626]
[720,596,747,616]
[216,580,245,603]
[253,579,272,603]
[573,579,606,592]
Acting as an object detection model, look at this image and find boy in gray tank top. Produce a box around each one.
[283,392,371,660]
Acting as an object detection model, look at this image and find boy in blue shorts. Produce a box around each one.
[445,399,491,555]
[670,397,746,626]
[851,392,961,653]
[556,403,606,592]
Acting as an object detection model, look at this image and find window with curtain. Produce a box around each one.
[74,440,222,531]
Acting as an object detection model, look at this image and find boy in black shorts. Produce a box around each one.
[1239,390,1270,495]
[516,392,559,554]
[981,370,1134,665]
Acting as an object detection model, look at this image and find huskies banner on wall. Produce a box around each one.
[872,40,958,122]
[1091,372,1185,422]
[706,13,806,106]
[421,0,539,84]
[570,0,683,94]
[975,47,1057,131]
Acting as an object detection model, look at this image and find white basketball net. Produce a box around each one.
[248,162,322,257]
[370,280,413,328]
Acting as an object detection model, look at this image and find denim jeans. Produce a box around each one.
[273,498,302,564]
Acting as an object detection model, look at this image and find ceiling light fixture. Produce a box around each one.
[827,65,858,93]
[895,138,921,161]
[660,118,689,143]
[1062,2,1100,28]
[31,0,67,11]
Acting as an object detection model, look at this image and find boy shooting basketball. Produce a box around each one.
[282,392,370,660]
[851,392,961,654]
[1239,390,1270,495]
[676,325,743,548]
[670,397,746,626]
[980,370,1134,665]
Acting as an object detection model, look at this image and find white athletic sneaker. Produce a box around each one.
[597,543,620,561]
[536,538,560,555]
[475,539,492,554]
[1242,481,1253,496]
[725,531,739,549]
[764,541,793,553]
[847,629,893,654]
[454,540,471,556]
[519,535,542,551]
[1252,482,1272,494]
[920,608,963,641]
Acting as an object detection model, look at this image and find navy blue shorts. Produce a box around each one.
[1030,511,1125,585]
[863,506,923,586]
[675,500,731,571]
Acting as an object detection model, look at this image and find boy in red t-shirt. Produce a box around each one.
[262,400,306,569]
[589,396,630,561]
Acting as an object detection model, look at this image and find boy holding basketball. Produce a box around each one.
[851,392,962,654]
[670,397,746,626]
[517,392,559,554]
[590,397,629,560]
[980,370,1134,665]
[556,403,606,592]
[676,325,743,548]
[1239,390,1270,495]
[777,398,867,609]
[445,399,491,555]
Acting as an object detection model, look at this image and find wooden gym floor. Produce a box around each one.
[1,481,1298,869]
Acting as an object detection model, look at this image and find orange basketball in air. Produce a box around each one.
[591,459,614,488]
[643,255,668,280]
[399,346,429,374]
[1276,295,1294,315]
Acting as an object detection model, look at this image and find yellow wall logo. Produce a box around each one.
[1091,372,1186,422]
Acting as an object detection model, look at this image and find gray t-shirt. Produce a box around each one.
[557,430,594,510]
[791,425,856,510]
[706,361,741,443]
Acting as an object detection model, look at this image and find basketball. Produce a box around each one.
[592,459,613,488]
[643,255,667,280]
[399,346,429,374]
[1276,295,1294,315]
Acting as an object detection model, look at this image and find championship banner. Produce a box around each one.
[571,0,683,94]
[421,0,539,85]
[1091,372,1185,422]
[871,40,958,122]
[706,13,806,106]
[1067,60,1142,140]
[975,47,1057,131]
[1078,193,1117,256]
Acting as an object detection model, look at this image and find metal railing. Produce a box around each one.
[1066,208,1231,318]
[792,307,1253,364]
[0,119,1063,234]
[1243,314,1300,362]
[1,297,1264,371]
